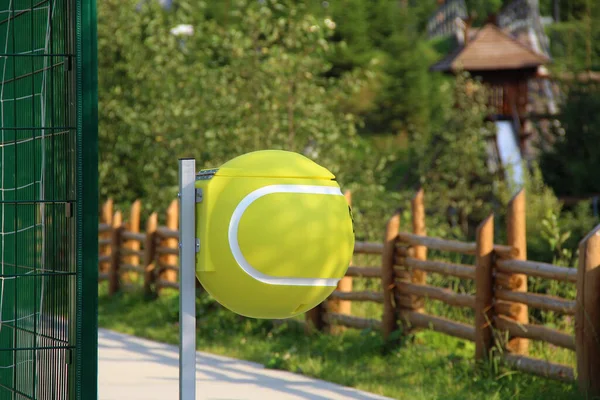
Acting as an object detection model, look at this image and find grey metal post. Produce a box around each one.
[179,158,197,400]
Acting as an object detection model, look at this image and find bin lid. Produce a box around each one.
[214,150,335,180]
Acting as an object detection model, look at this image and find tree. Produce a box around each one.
[98,0,373,213]
[414,73,497,235]
[325,0,374,75]
[463,0,505,22]
[540,84,600,197]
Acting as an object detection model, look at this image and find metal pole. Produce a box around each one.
[179,158,197,400]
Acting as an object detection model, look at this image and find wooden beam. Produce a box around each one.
[143,212,158,297]
[494,300,525,318]
[496,259,577,283]
[503,354,575,382]
[382,213,400,340]
[354,241,384,254]
[496,289,576,315]
[475,215,495,360]
[400,257,475,280]
[329,290,383,303]
[576,224,600,396]
[345,266,381,278]
[396,281,475,309]
[121,231,146,242]
[402,311,475,342]
[327,190,354,333]
[411,189,427,313]
[108,211,123,296]
[495,272,525,290]
[495,315,575,351]
[156,226,180,239]
[161,200,179,284]
[398,232,476,255]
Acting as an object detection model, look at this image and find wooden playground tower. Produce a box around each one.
[430,18,549,157]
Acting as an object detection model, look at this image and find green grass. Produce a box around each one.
[98,282,583,400]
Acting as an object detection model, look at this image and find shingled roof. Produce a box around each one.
[430,23,549,72]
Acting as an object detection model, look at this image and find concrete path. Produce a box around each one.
[99,329,392,400]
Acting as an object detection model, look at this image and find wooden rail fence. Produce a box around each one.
[98,189,600,396]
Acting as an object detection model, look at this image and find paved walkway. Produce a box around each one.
[99,329,392,400]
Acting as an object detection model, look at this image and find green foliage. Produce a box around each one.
[98,0,375,215]
[463,0,505,22]
[415,73,497,235]
[540,0,596,21]
[367,0,401,49]
[98,0,207,213]
[494,162,596,264]
[365,5,451,137]
[96,0,596,263]
[540,84,600,197]
[324,0,374,74]
[540,209,573,264]
[546,21,600,71]
[371,36,432,134]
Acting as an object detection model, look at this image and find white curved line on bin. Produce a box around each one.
[228,184,343,287]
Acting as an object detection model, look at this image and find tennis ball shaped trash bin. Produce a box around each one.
[194,150,355,319]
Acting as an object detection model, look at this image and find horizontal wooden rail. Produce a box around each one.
[495,272,525,290]
[402,310,475,341]
[156,279,179,290]
[98,223,111,233]
[121,231,145,242]
[345,266,381,278]
[324,313,382,330]
[98,255,111,263]
[397,233,516,257]
[399,257,475,280]
[396,245,410,258]
[398,232,476,254]
[494,315,575,350]
[354,241,384,254]
[494,244,516,258]
[329,290,383,303]
[119,248,144,258]
[156,227,180,239]
[98,238,111,246]
[157,261,179,273]
[495,289,576,315]
[396,282,475,309]
[156,246,179,256]
[120,264,144,273]
[496,259,577,283]
[503,354,575,382]
[98,272,109,281]
[494,300,525,317]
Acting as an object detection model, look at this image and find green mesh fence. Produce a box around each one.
[0,0,97,398]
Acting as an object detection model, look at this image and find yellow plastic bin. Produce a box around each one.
[195,150,355,319]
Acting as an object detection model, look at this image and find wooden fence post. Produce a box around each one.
[99,199,113,274]
[125,200,142,259]
[411,189,427,313]
[108,211,123,296]
[326,190,353,332]
[575,224,600,397]
[305,304,326,333]
[160,200,179,284]
[502,189,529,355]
[475,214,495,360]
[143,212,158,297]
[382,212,400,340]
